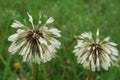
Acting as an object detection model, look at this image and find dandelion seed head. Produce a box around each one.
[8,12,61,64]
[73,29,119,71]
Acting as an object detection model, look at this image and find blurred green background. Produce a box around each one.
[0,0,120,80]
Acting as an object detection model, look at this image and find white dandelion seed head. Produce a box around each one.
[8,12,61,64]
[73,30,119,71]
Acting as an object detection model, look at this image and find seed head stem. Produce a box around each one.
[88,70,93,80]
[33,63,38,80]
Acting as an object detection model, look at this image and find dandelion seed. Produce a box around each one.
[8,13,61,64]
[73,29,119,71]
[46,17,54,24]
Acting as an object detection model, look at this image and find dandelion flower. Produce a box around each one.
[14,62,21,70]
[73,29,119,71]
[8,13,61,64]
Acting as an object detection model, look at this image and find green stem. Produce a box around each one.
[88,70,93,80]
[66,35,77,48]
[34,63,38,80]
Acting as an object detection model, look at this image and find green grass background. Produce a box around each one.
[0,0,120,80]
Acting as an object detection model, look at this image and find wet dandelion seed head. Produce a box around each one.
[8,12,61,64]
[73,29,119,71]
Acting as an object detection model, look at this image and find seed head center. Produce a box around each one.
[90,43,103,54]
[26,30,43,45]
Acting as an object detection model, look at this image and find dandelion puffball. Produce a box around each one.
[8,13,61,64]
[73,30,119,71]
